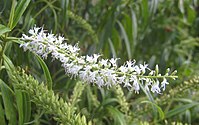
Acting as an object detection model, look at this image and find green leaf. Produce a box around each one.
[9,0,31,29]
[141,100,165,120]
[3,54,15,73]
[3,54,31,124]
[117,21,131,59]
[111,28,122,57]
[141,0,149,27]
[108,38,117,58]
[95,98,118,114]
[15,90,31,125]
[36,55,53,90]
[15,90,24,125]
[0,24,11,36]
[187,5,196,24]
[8,0,17,29]
[122,13,133,43]
[23,93,31,123]
[0,79,17,125]
[102,98,118,106]
[139,84,158,118]
[165,102,199,118]
[107,106,126,125]
[131,9,137,45]
[0,99,6,125]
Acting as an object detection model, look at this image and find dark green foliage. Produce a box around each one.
[0,0,199,125]
[12,68,89,125]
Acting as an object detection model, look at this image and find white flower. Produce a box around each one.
[79,66,92,81]
[96,76,104,87]
[105,81,112,88]
[51,51,60,60]
[86,55,94,63]
[86,54,100,64]
[20,26,177,94]
[117,76,126,84]
[124,79,132,89]
[126,60,135,71]
[140,63,148,74]
[20,43,29,51]
[144,78,152,91]
[151,80,161,94]
[68,44,80,53]
[56,36,64,44]
[59,43,68,49]
[69,65,82,76]
[87,71,97,83]
[48,44,57,52]
[84,65,92,71]
[130,75,140,93]
[133,80,140,94]
[29,27,40,35]
[149,71,154,76]
[79,70,89,82]
[110,58,117,67]
[99,59,108,67]
[119,65,128,73]
[107,73,117,85]
[133,65,141,74]
[22,34,32,40]
[58,54,66,63]
[47,34,55,43]
[161,78,169,91]
[93,54,100,63]
[77,57,85,64]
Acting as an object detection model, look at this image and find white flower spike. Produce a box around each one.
[20,26,178,94]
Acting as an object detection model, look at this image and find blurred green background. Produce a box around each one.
[0,0,199,124]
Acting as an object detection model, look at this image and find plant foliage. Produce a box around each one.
[0,0,199,124]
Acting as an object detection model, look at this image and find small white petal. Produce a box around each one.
[96,76,104,87]
[86,55,94,63]
[151,80,161,94]
[93,54,100,63]
[161,78,169,91]
[139,63,148,74]
[110,58,117,67]
[117,76,126,84]
[119,65,128,73]
[133,65,141,74]
[99,59,108,66]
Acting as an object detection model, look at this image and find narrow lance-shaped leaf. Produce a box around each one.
[8,0,17,29]
[165,102,199,118]
[0,24,11,36]
[107,106,126,125]
[117,21,132,59]
[36,55,53,90]
[141,100,165,120]
[108,38,117,58]
[0,79,17,125]
[0,98,6,125]
[9,0,31,29]
[3,54,31,124]
[141,0,149,28]
[131,9,137,45]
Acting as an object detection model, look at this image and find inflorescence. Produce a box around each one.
[20,27,177,94]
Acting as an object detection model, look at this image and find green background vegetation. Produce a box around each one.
[0,0,199,124]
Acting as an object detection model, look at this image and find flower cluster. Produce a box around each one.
[20,27,177,94]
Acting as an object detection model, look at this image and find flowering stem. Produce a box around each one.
[20,26,177,94]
